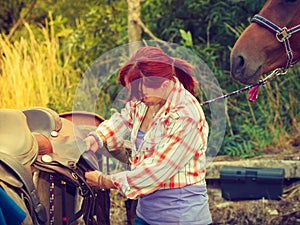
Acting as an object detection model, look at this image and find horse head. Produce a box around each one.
[230,0,300,84]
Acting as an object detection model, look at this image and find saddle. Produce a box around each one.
[0,107,110,225]
[0,109,47,225]
[0,109,38,166]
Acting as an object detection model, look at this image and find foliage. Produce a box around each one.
[0,0,299,158]
[0,0,28,34]
[0,0,127,115]
[142,0,264,69]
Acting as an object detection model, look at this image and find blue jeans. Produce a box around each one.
[134,215,150,225]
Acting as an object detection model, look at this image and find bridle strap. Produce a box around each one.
[251,14,300,69]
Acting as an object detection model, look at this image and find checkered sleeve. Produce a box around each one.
[97,101,135,151]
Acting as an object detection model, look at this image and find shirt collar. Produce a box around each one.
[163,77,185,114]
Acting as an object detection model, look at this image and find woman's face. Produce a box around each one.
[140,77,168,106]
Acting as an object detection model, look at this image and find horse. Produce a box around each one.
[230,0,300,85]
[0,107,112,225]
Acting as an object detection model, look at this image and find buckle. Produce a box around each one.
[276,27,291,42]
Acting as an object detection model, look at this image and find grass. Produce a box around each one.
[0,21,78,112]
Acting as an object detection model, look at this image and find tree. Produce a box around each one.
[127,0,142,54]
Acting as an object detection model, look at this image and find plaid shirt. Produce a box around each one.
[97,78,209,199]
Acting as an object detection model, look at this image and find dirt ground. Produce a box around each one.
[208,179,300,225]
[208,143,300,225]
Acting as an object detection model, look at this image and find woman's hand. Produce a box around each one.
[83,136,99,153]
[84,131,105,153]
[85,170,103,188]
[85,170,115,190]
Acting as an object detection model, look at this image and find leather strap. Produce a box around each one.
[0,153,47,225]
[33,155,97,225]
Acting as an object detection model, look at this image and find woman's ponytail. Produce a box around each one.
[172,57,197,96]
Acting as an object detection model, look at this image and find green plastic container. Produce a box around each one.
[220,166,285,200]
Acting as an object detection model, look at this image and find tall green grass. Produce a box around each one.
[221,70,300,157]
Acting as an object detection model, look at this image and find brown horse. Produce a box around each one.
[230,0,300,85]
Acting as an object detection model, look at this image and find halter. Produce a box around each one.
[251,14,300,69]
[201,15,299,105]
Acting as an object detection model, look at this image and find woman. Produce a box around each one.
[84,46,212,225]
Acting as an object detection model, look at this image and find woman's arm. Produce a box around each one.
[84,101,136,152]
[96,101,136,151]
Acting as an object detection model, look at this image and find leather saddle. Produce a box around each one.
[0,107,109,225]
[0,109,47,225]
[23,107,99,170]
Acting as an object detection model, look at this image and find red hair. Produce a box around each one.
[118,46,197,100]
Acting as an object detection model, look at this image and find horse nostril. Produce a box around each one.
[237,55,245,70]
[231,54,245,78]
